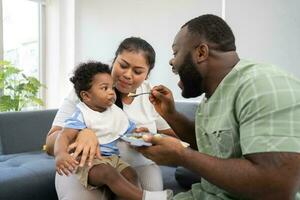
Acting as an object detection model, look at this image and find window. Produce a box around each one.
[1,0,44,79]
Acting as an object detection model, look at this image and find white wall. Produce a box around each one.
[74,0,222,102]
[226,0,300,76]
[44,0,300,108]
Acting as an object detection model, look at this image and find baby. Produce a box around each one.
[54,61,142,200]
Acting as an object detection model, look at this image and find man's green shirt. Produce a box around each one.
[174,59,300,200]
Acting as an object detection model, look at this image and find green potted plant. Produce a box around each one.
[0,60,45,112]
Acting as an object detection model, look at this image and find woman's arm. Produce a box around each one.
[45,91,77,155]
[46,126,62,155]
[54,128,78,156]
[54,128,79,175]
[46,125,78,155]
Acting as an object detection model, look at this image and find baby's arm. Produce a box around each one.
[54,128,79,175]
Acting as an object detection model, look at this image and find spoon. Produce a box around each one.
[127,92,151,98]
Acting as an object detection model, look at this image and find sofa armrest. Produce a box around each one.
[0,109,57,154]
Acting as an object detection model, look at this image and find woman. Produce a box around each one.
[46,37,175,200]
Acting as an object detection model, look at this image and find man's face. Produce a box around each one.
[170,27,204,98]
[177,53,203,98]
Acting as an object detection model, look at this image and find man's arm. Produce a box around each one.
[150,85,197,148]
[161,111,197,148]
[139,136,300,199]
[183,149,300,199]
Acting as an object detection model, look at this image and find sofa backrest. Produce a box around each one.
[0,109,58,155]
[175,100,199,122]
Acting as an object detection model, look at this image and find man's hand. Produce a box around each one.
[55,152,78,176]
[136,134,186,166]
[150,85,176,118]
[68,129,101,167]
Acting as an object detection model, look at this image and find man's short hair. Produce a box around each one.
[182,14,236,52]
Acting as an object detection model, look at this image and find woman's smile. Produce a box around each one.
[117,79,132,89]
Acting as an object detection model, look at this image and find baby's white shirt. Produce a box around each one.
[77,102,129,144]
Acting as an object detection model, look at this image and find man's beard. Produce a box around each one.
[178,53,203,98]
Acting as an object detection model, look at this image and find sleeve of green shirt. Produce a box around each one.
[236,70,300,155]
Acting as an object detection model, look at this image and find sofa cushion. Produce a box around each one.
[0,109,57,154]
[0,151,57,200]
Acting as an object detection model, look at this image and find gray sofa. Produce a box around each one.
[0,101,199,200]
[0,109,58,200]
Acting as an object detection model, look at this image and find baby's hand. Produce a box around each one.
[55,152,78,176]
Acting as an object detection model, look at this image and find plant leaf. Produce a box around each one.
[0,60,46,111]
[0,95,19,111]
[30,96,44,106]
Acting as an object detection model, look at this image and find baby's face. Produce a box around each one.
[85,73,116,111]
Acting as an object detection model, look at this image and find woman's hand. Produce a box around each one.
[150,85,176,118]
[68,129,101,167]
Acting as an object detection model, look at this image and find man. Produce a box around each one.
[139,14,300,200]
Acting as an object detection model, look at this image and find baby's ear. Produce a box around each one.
[80,91,89,101]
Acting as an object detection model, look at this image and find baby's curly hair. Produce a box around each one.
[70,61,111,100]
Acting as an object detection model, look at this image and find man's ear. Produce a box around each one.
[195,43,209,63]
[80,91,89,101]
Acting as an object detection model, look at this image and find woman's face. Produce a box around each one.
[111,50,150,94]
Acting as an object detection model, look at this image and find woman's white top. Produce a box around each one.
[122,80,170,133]
[52,80,170,166]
